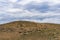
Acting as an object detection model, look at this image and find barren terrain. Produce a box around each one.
[0,21,60,40]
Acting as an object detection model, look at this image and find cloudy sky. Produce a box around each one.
[0,0,60,24]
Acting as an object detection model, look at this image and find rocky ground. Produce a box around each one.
[0,21,60,40]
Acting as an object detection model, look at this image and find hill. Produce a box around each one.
[0,21,60,40]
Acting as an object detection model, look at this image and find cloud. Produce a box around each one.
[6,8,24,12]
[9,0,17,3]
[24,2,50,13]
[17,0,44,5]
[0,0,60,24]
[46,0,60,5]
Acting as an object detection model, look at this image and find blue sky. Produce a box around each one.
[0,0,60,24]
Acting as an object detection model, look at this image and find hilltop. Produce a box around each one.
[0,21,60,40]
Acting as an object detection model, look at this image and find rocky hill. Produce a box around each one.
[0,21,60,40]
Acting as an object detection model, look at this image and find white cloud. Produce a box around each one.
[0,17,3,20]
[17,0,47,5]
[17,0,60,6]
[49,0,60,3]
[18,0,32,5]
[5,9,40,18]
[6,8,23,12]
[0,0,60,24]
[9,0,17,3]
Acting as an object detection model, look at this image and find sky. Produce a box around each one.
[0,0,60,24]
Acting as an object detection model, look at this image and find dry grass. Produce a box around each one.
[0,21,60,40]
